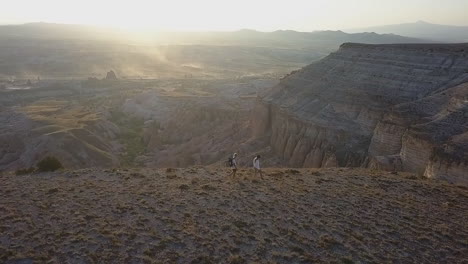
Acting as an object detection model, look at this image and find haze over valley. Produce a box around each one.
[1,1,467,262]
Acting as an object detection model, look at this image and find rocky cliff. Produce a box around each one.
[254,43,468,184]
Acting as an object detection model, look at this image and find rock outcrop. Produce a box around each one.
[254,43,468,184]
[105,70,118,80]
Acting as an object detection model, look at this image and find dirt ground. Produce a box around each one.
[1,167,467,263]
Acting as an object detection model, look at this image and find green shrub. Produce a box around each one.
[286,169,301,174]
[36,156,63,172]
[15,167,35,175]
[109,110,145,166]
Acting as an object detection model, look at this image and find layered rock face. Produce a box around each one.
[254,43,468,184]
[122,91,261,167]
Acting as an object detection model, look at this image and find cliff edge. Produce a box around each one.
[253,43,468,184]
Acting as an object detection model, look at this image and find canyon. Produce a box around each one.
[253,43,468,184]
[0,77,276,171]
[1,40,466,185]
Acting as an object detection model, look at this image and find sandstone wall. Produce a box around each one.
[368,122,406,156]
[399,132,433,174]
[424,161,468,185]
[255,43,468,184]
[253,102,369,168]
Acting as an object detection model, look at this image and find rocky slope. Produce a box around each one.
[1,167,467,263]
[0,99,121,171]
[121,86,275,168]
[0,77,280,171]
[125,93,254,167]
[253,43,468,184]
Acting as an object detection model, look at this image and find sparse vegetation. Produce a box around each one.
[0,167,466,263]
[109,110,145,166]
[15,167,35,175]
[286,169,300,174]
[36,156,63,172]
[228,255,246,264]
[179,184,189,191]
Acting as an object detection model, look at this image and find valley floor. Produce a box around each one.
[0,168,467,263]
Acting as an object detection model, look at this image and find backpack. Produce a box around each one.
[227,157,234,167]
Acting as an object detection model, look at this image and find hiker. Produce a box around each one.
[253,155,263,179]
[228,153,238,177]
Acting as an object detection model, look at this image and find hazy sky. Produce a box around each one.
[1,0,468,31]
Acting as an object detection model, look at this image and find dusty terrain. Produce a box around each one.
[1,167,467,263]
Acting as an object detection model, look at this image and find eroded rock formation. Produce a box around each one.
[122,91,257,167]
[105,70,118,80]
[254,43,468,184]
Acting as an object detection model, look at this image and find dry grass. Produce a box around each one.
[19,100,100,132]
[0,167,467,263]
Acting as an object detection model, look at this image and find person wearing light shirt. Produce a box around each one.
[253,155,263,179]
[229,153,238,178]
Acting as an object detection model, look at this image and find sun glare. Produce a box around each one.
[3,0,322,31]
[10,0,289,31]
[2,0,468,31]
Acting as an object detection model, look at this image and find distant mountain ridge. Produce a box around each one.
[0,22,427,48]
[346,21,468,42]
[0,22,430,78]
